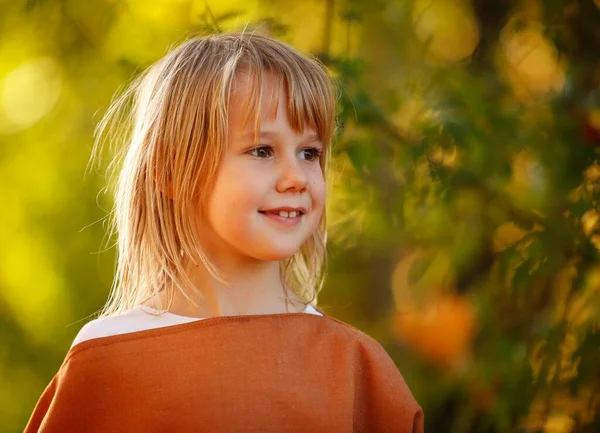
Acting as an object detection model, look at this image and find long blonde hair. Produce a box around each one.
[89,31,337,318]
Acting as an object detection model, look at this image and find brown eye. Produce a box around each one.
[300,148,323,162]
[249,146,273,158]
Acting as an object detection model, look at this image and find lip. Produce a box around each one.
[259,206,308,215]
[259,210,304,226]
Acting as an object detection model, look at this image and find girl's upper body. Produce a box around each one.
[25,31,423,432]
[25,304,423,433]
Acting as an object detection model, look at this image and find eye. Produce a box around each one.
[300,147,323,162]
[248,146,274,159]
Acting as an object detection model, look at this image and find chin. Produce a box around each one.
[256,245,301,261]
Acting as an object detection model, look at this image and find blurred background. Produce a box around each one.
[2,0,599,431]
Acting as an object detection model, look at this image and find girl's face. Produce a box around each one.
[198,73,326,264]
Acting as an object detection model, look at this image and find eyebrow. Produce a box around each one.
[241,130,321,144]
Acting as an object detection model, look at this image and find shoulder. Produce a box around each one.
[319,313,390,353]
[70,315,129,349]
[318,314,415,387]
[318,313,424,429]
[70,306,196,349]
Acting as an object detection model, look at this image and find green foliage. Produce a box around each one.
[1,0,599,432]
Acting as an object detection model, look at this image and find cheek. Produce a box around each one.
[207,165,264,224]
[309,170,326,215]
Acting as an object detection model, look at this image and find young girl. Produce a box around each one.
[25,31,423,432]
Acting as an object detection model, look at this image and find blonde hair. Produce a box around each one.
[90,32,337,318]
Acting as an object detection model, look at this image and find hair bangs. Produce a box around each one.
[230,38,336,160]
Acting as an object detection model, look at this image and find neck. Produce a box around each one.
[144,256,305,318]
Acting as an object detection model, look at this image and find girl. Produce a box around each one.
[25,31,423,432]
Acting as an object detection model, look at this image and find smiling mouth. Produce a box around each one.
[258,210,305,216]
[258,211,304,223]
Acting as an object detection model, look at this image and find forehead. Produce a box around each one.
[229,71,283,130]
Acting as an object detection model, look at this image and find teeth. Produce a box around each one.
[277,211,299,218]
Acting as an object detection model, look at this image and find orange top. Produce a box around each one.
[25,312,424,432]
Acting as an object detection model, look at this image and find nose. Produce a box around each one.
[275,153,308,193]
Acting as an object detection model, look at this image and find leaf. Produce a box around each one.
[344,140,380,174]
[215,11,244,23]
[408,254,435,286]
[443,120,469,145]
[512,259,532,293]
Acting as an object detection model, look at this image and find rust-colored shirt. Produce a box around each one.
[25,311,424,432]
